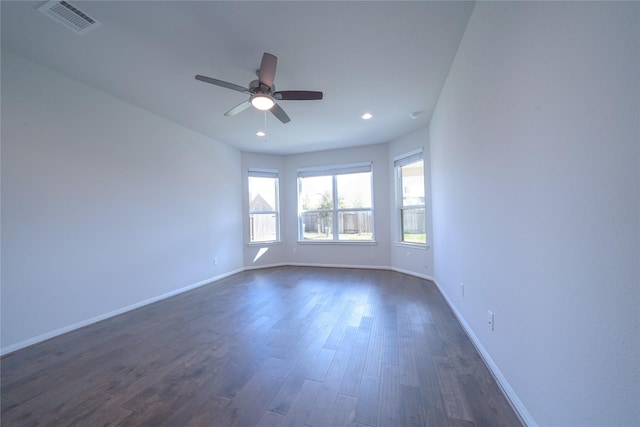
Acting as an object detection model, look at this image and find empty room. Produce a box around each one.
[1,1,638,426]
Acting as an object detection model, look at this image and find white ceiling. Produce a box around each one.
[1,1,474,155]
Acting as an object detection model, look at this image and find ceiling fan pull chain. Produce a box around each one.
[264,111,268,143]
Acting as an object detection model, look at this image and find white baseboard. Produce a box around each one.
[0,268,243,356]
[243,262,288,270]
[284,262,391,270]
[245,263,435,283]
[390,266,435,282]
[432,278,536,427]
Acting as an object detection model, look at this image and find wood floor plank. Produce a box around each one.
[378,363,402,427]
[214,358,285,426]
[167,389,231,426]
[304,326,358,426]
[1,266,522,427]
[269,319,336,415]
[268,358,312,415]
[324,300,357,350]
[381,326,399,365]
[354,374,380,426]
[255,410,285,427]
[331,394,358,426]
[39,389,133,426]
[458,373,501,427]
[413,329,451,426]
[362,316,384,379]
[306,347,335,382]
[280,379,322,427]
[433,356,474,423]
[338,325,370,397]
[400,384,426,427]
[397,311,419,388]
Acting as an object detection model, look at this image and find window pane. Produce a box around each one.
[301,211,333,240]
[402,208,426,244]
[249,213,277,242]
[300,176,333,211]
[249,174,279,243]
[336,172,372,209]
[338,211,373,241]
[249,176,276,211]
[297,166,374,242]
[401,160,424,207]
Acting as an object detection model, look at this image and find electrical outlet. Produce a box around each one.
[213,257,218,265]
[406,252,412,260]
[460,282,465,298]
[488,310,494,331]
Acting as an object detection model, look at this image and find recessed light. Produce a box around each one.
[362,113,372,120]
[256,131,266,137]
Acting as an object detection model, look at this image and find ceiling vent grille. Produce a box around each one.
[38,1,101,35]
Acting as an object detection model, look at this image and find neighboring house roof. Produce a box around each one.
[250,194,273,211]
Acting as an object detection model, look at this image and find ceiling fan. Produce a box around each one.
[195,52,323,124]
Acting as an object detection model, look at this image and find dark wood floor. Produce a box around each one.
[1,266,522,426]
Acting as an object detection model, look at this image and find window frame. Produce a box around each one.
[394,150,427,246]
[248,168,280,244]
[297,162,375,243]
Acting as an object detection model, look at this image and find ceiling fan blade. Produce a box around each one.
[258,53,277,88]
[224,100,251,117]
[195,75,250,94]
[274,91,323,101]
[270,103,291,123]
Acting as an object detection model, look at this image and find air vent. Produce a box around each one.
[38,1,101,35]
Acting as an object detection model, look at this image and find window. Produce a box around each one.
[248,169,279,243]
[395,151,426,245]
[298,163,373,242]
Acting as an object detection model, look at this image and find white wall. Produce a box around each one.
[1,50,245,354]
[388,126,434,279]
[429,2,639,426]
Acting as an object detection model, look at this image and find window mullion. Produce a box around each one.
[332,175,340,240]
[274,179,280,241]
[298,178,303,239]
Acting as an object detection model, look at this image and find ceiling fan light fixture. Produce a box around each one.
[251,94,275,111]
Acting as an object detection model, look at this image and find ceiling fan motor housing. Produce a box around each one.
[249,79,274,94]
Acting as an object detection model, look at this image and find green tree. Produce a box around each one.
[351,193,364,208]
[302,194,311,211]
[318,191,332,210]
[318,191,332,234]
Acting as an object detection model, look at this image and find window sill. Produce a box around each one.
[247,241,282,247]
[297,240,377,246]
